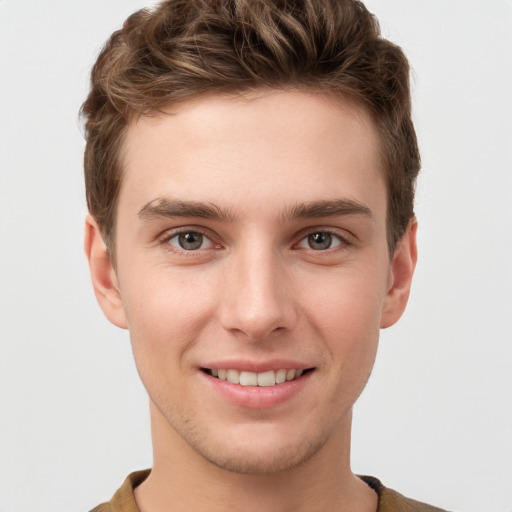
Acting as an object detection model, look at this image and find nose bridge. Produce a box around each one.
[220,238,295,341]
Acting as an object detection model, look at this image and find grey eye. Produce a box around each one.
[307,232,333,250]
[177,232,204,250]
[166,230,217,252]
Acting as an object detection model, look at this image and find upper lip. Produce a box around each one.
[201,359,314,373]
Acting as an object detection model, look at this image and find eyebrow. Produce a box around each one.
[138,198,236,222]
[282,198,373,222]
[137,197,373,223]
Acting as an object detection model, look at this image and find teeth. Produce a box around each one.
[257,370,276,387]
[275,369,287,384]
[209,368,307,386]
[226,369,240,384]
[239,371,258,386]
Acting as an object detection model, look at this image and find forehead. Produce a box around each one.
[119,90,385,222]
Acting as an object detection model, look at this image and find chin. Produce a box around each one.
[169,414,337,476]
[149,386,354,476]
[193,435,327,475]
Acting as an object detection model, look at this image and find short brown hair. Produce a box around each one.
[81,0,420,255]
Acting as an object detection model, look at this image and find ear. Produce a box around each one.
[380,219,418,329]
[84,214,127,329]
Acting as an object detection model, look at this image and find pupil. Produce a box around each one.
[308,232,332,250]
[179,232,203,250]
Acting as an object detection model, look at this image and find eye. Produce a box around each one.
[167,231,214,251]
[297,231,343,251]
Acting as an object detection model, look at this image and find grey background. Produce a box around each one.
[1,1,511,511]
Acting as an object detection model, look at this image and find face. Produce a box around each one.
[86,90,416,475]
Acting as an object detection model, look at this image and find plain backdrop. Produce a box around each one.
[1,1,511,511]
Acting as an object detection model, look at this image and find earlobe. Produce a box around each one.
[380,219,418,329]
[84,215,127,329]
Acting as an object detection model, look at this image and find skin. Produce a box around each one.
[85,90,417,512]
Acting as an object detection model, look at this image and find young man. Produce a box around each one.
[82,1,447,511]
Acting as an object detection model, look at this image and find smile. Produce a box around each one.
[203,368,312,387]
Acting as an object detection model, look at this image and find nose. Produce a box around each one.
[219,244,297,342]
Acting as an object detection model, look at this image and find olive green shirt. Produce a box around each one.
[89,470,449,512]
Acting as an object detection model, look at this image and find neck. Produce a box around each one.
[134,402,377,512]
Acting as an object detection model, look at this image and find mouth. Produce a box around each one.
[201,367,314,387]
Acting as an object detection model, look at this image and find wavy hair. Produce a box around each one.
[81,0,420,255]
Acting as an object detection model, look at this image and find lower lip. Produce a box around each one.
[201,371,313,409]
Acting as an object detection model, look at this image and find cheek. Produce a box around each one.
[119,265,219,365]
[302,268,386,360]
[305,263,386,322]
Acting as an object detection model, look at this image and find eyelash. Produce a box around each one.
[158,227,352,254]
[159,228,218,255]
[295,229,352,251]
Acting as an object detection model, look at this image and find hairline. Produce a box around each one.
[103,87,403,265]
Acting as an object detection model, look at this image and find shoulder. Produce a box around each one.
[88,505,110,512]
[360,476,451,512]
[87,469,151,512]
